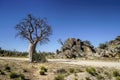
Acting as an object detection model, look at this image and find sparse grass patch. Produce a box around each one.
[104,71,111,79]
[97,75,104,80]
[74,72,77,76]
[69,68,75,73]
[0,70,5,75]
[76,68,84,73]
[10,72,25,80]
[40,70,45,75]
[33,53,47,62]
[54,74,64,80]
[56,68,67,74]
[113,70,120,77]
[19,73,25,80]
[85,77,91,80]
[4,65,11,72]
[116,76,120,80]
[41,66,47,72]
[39,66,47,75]
[86,67,97,76]
[10,72,19,78]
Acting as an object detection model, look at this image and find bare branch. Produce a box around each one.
[15,14,52,45]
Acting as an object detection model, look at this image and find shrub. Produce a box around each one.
[116,76,120,80]
[85,77,91,80]
[19,73,25,80]
[113,71,120,77]
[10,72,19,78]
[54,74,64,80]
[33,53,47,62]
[5,65,11,72]
[86,67,97,76]
[56,68,66,74]
[97,75,104,80]
[0,70,5,75]
[41,66,47,72]
[69,68,75,73]
[99,43,108,49]
[76,68,83,72]
[40,70,45,75]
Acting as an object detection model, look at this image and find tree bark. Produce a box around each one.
[29,43,37,62]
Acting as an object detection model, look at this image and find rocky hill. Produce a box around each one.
[96,36,120,58]
[56,38,96,58]
[56,36,120,58]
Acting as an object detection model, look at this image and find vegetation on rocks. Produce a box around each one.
[56,36,120,59]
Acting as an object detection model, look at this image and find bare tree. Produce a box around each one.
[15,14,52,62]
[58,39,64,46]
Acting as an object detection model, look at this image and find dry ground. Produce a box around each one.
[0,58,86,80]
[0,57,120,80]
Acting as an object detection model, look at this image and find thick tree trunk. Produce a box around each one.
[29,43,37,62]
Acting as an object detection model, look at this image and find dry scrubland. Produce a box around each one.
[0,59,120,80]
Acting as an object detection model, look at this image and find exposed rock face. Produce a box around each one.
[57,36,120,58]
[57,38,95,58]
[96,36,120,58]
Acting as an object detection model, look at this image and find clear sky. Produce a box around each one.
[0,0,120,52]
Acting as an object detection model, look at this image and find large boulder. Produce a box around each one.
[57,38,95,58]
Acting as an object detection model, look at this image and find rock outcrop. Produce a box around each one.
[96,36,120,58]
[56,36,120,59]
[56,38,95,58]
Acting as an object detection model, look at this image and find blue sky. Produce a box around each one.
[0,0,120,52]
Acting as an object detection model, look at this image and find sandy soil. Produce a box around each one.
[0,57,120,69]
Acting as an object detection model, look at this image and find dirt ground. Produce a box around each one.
[0,57,120,80]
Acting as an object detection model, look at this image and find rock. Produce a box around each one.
[96,36,120,58]
[57,38,95,58]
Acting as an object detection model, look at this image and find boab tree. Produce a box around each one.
[15,14,52,62]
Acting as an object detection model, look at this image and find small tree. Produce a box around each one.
[115,36,120,41]
[15,14,52,62]
[99,43,108,49]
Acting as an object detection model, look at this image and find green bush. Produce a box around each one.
[54,74,64,80]
[10,72,19,78]
[41,66,47,72]
[33,53,47,62]
[69,68,75,73]
[40,70,45,75]
[86,67,97,76]
[113,71,120,77]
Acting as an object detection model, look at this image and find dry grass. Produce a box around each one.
[0,59,85,80]
[0,59,119,80]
